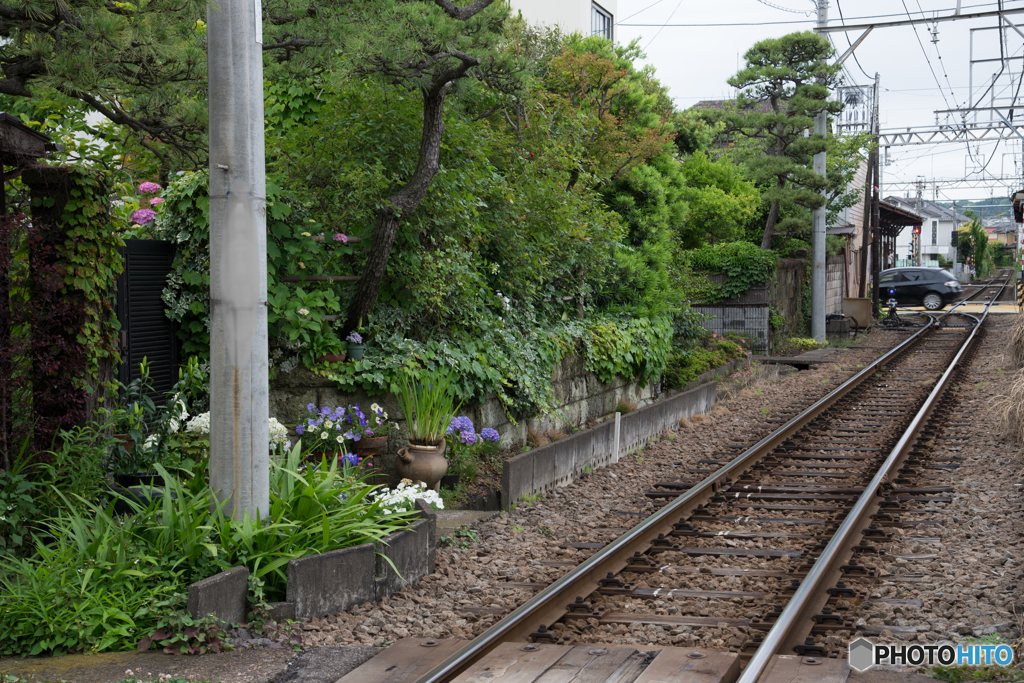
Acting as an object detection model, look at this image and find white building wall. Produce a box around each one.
[506,0,617,38]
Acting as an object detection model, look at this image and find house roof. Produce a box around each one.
[882,196,970,223]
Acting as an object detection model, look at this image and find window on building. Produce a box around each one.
[931,220,937,246]
[592,2,613,40]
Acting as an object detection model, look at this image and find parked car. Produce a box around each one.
[878,267,962,310]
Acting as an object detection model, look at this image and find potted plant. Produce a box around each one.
[341,403,393,460]
[345,331,366,361]
[296,403,351,461]
[394,368,461,490]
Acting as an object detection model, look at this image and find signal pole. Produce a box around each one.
[811,0,828,342]
[207,0,269,519]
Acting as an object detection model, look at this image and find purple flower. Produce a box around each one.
[333,233,348,243]
[359,417,368,427]
[481,428,499,443]
[139,181,162,194]
[460,430,478,446]
[347,332,363,344]
[320,406,331,416]
[448,416,474,435]
[341,453,359,467]
[149,197,165,206]
[296,424,305,435]
[344,430,360,442]
[307,403,315,412]
[131,208,157,225]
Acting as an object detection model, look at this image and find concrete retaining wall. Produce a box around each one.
[501,378,719,508]
[270,353,663,484]
[187,502,438,622]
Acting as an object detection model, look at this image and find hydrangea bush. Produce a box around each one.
[444,416,500,482]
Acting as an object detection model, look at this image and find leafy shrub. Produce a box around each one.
[684,241,777,302]
[777,337,828,354]
[663,334,748,390]
[0,446,416,656]
[0,454,38,557]
[136,594,234,654]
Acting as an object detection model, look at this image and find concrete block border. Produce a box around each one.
[188,500,438,622]
[501,357,748,508]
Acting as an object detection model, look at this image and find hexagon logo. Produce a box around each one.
[849,637,875,672]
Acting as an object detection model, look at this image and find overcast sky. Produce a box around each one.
[615,0,1024,206]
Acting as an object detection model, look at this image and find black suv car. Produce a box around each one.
[879,267,962,310]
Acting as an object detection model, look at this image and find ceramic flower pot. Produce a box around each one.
[396,440,447,491]
[347,343,366,361]
[354,435,388,458]
[316,352,346,364]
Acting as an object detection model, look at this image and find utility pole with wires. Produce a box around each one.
[207,0,269,520]
[811,0,828,342]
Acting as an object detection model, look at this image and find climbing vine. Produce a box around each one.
[684,241,777,303]
[54,168,124,386]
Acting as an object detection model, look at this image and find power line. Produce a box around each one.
[914,0,964,110]
[618,3,1016,27]
[642,0,685,50]
[834,0,873,81]
[754,0,813,15]
[616,0,666,25]
[900,0,955,112]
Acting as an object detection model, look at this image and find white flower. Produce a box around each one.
[324,419,333,428]
[371,403,381,412]
[335,435,343,443]
[321,432,328,439]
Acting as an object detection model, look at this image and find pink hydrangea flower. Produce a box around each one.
[333,233,348,243]
[131,208,157,225]
[297,308,310,316]
[139,181,162,194]
[149,197,165,206]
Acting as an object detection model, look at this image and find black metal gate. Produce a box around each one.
[116,239,178,406]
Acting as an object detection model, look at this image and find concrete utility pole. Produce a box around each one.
[858,73,880,299]
[811,0,829,342]
[207,0,269,520]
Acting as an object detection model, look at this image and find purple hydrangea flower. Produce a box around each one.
[139,181,162,194]
[460,430,478,446]
[131,208,157,225]
[347,331,363,344]
[149,197,165,206]
[481,428,499,443]
[333,233,348,243]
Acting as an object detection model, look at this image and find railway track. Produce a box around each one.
[372,274,1011,683]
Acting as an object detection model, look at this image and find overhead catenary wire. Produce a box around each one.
[618,2,1018,27]
[834,0,874,81]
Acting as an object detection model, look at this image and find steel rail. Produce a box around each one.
[414,317,939,683]
[737,277,1007,683]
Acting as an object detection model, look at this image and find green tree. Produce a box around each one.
[676,151,759,247]
[337,0,517,335]
[709,32,843,250]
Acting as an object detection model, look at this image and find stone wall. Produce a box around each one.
[269,354,660,482]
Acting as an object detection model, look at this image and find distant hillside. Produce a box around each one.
[935,198,1013,225]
